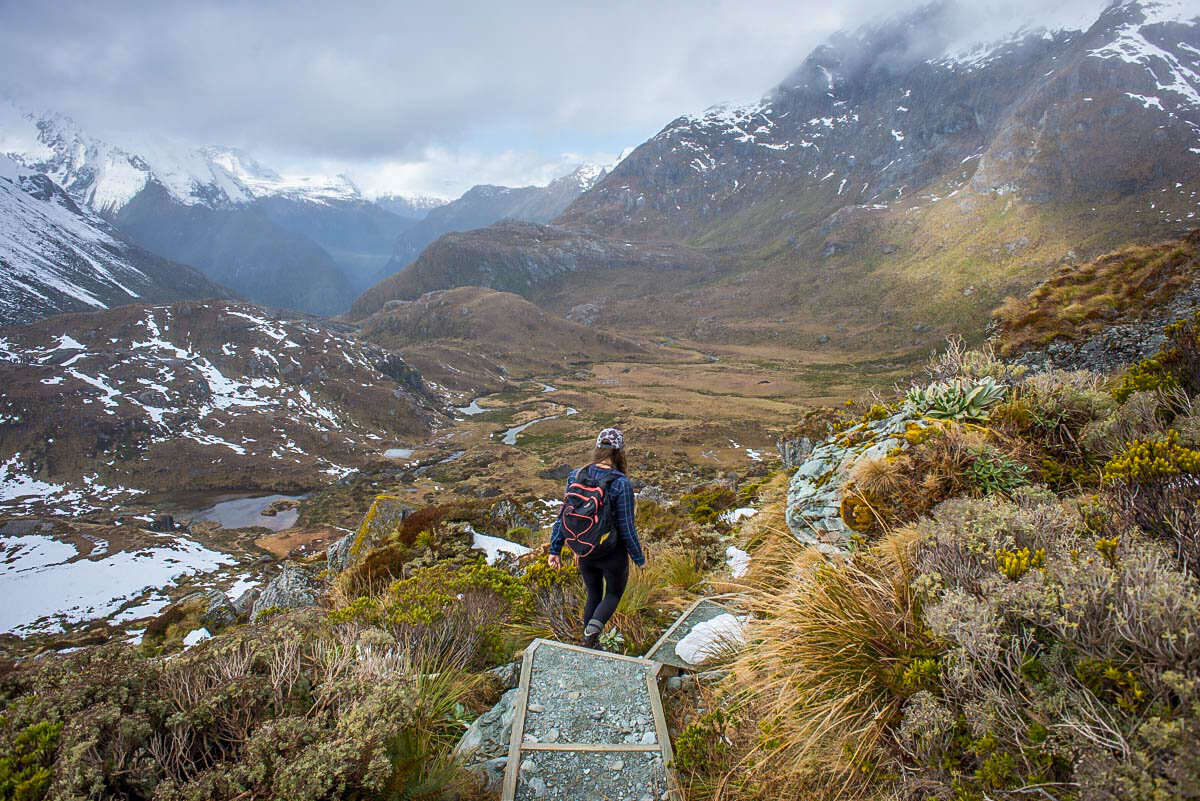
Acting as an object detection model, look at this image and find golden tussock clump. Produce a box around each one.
[717,527,930,800]
[993,228,1200,356]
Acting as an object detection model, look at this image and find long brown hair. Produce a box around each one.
[589,446,627,475]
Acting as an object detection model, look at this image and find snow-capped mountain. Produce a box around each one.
[0,103,361,212]
[360,0,1200,347]
[0,155,232,327]
[0,104,419,312]
[372,193,449,219]
[561,0,1200,237]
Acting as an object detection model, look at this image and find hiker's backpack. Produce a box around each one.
[559,467,619,559]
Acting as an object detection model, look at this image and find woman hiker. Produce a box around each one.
[548,427,646,648]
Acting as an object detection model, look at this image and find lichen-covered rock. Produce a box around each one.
[457,686,520,789]
[197,589,237,631]
[786,409,926,552]
[491,499,537,531]
[232,586,259,618]
[777,436,814,468]
[251,564,322,622]
[348,495,414,563]
[637,485,671,507]
[326,532,354,574]
[486,660,522,690]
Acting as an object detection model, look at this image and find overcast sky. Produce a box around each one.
[1,0,1108,199]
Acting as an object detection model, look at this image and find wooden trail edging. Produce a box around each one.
[501,639,681,801]
[501,597,742,801]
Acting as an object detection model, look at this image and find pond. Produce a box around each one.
[456,399,487,416]
[177,493,306,531]
[384,447,414,459]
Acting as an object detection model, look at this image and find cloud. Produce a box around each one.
[0,0,1108,196]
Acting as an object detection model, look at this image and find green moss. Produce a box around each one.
[0,719,62,801]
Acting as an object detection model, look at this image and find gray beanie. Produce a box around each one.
[595,427,625,449]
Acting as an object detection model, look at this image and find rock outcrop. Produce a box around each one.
[786,409,928,552]
[251,564,323,621]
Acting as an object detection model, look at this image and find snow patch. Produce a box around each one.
[674,613,748,665]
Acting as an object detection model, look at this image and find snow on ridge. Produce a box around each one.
[1091,0,1200,110]
[0,154,157,321]
[1,99,363,213]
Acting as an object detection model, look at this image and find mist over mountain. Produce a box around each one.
[0,104,610,313]
[359,0,1200,349]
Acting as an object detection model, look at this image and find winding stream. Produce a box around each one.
[499,408,578,445]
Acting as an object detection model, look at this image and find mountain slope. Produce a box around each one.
[112,183,357,315]
[0,301,440,514]
[382,164,609,271]
[354,0,1200,349]
[349,220,723,321]
[0,156,233,327]
[253,195,417,292]
[357,285,658,393]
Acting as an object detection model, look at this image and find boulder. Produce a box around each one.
[776,436,814,468]
[637,485,671,507]
[347,495,414,564]
[232,586,260,618]
[490,499,537,532]
[537,463,572,481]
[326,532,354,574]
[486,660,522,690]
[251,564,322,622]
[457,687,519,760]
[149,514,177,532]
[198,589,238,631]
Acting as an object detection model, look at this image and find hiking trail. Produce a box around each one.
[501,598,738,801]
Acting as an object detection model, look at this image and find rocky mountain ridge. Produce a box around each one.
[350,219,723,321]
[381,163,611,273]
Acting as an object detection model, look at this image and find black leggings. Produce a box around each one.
[579,548,629,631]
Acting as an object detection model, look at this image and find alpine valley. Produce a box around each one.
[3,2,1200,801]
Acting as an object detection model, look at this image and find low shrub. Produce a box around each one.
[635,500,724,565]
[1102,431,1200,579]
[330,563,530,668]
[904,493,1200,800]
[0,612,486,801]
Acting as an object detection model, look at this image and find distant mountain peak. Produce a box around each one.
[0,100,368,214]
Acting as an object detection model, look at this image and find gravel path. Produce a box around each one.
[525,645,656,746]
[516,750,670,801]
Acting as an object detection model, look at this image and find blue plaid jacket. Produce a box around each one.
[549,464,645,566]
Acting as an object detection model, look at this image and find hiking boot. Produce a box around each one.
[581,632,600,649]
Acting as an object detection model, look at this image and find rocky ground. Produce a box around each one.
[1011,277,1200,374]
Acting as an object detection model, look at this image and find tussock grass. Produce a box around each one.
[994,230,1200,355]
[718,528,934,799]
